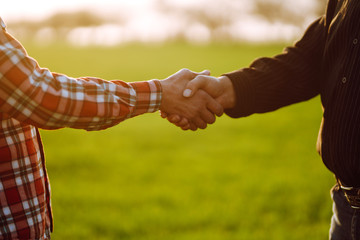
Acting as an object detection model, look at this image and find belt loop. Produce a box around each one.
[337,178,360,209]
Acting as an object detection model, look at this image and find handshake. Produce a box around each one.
[159,68,236,131]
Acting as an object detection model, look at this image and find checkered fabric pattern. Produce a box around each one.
[0,17,162,239]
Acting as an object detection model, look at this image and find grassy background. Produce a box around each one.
[24,42,334,239]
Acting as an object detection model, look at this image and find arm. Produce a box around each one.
[165,16,328,129]
[0,24,221,131]
[0,27,161,131]
[222,17,327,118]
[184,15,330,118]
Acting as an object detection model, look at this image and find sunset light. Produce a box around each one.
[1,0,321,45]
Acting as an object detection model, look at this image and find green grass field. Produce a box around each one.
[24,42,335,239]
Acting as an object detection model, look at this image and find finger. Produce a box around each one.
[181,123,191,130]
[200,110,216,125]
[167,115,181,123]
[177,68,201,80]
[207,98,224,117]
[186,69,211,78]
[189,122,198,131]
[177,68,210,82]
[193,117,207,130]
[183,75,210,98]
[160,111,168,118]
[176,117,190,127]
[198,69,210,76]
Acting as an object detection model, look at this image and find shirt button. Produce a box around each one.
[353,38,358,45]
[342,77,347,83]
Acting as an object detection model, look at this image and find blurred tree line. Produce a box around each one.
[8,0,327,43]
[253,0,326,25]
[155,0,327,41]
[8,11,111,41]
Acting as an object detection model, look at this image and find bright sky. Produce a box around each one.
[0,0,317,20]
[0,0,154,20]
[0,0,318,44]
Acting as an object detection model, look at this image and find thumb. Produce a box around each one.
[183,76,208,98]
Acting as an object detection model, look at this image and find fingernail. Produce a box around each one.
[183,89,192,97]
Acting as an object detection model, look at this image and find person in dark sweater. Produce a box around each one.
[163,0,360,239]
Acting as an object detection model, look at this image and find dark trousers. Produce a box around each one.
[330,185,360,240]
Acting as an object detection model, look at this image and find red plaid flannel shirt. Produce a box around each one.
[0,17,162,239]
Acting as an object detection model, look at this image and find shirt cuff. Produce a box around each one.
[222,70,255,118]
[129,80,162,115]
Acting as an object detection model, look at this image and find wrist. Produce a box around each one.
[218,76,236,109]
[159,79,169,112]
[159,78,180,113]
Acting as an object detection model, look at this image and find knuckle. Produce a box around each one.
[196,75,208,85]
[197,90,207,98]
[198,75,207,80]
[191,76,200,83]
[180,68,190,74]
[194,75,203,81]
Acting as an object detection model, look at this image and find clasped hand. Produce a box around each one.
[159,69,235,131]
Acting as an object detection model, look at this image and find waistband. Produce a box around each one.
[337,179,360,209]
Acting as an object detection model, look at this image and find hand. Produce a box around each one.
[159,69,224,130]
[162,75,236,130]
[160,111,192,130]
[183,75,236,109]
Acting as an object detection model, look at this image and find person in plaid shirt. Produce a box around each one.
[0,17,223,239]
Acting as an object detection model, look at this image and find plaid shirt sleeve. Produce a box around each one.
[0,21,162,131]
[0,17,162,240]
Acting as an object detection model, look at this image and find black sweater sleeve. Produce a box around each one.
[224,16,328,118]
